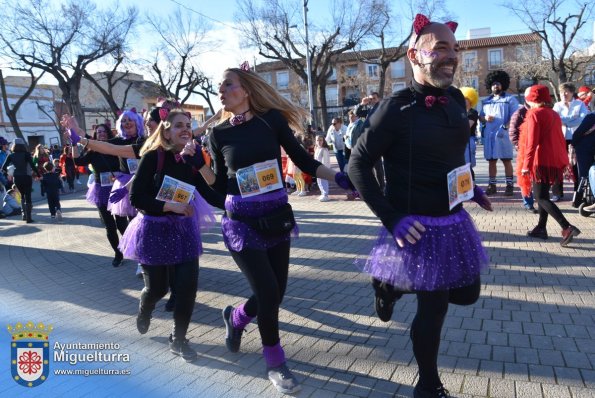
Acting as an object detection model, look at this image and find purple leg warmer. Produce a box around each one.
[263,343,286,368]
[232,303,253,330]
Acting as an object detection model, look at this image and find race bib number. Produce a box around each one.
[156,175,194,204]
[99,172,115,187]
[126,159,139,174]
[236,159,283,198]
[447,163,473,210]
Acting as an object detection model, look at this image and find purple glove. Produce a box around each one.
[392,215,425,246]
[109,187,128,204]
[471,185,490,208]
[68,129,81,145]
[183,151,205,170]
[334,172,355,190]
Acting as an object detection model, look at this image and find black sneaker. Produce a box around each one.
[267,363,301,394]
[485,184,497,196]
[136,312,151,334]
[523,205,538,214]
[169,335,198,362]
[413,384,450,398]
[504,184,514,196]
[112,253,124,267]
[372,279,403,322]
[222,305,243,353]
[527,226,548,240]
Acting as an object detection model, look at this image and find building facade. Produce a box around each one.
[0,78,61,149]
[255,32,545,123]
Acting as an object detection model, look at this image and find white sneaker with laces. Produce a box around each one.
[56,210,62,222]
[319,195,330,202]
[297,191,307,197]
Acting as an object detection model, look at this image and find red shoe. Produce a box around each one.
[560,225,581,247]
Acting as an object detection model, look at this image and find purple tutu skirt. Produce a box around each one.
[359,209,488,291]
[86,181,112,208]
[119,190,216,265]
[222,189,298,252]
[107,174,137,217]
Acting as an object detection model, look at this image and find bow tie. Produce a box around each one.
[425,95,449,109]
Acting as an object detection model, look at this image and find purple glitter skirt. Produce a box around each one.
[222,189,298,252]
[107,174,137,217]
[359,209,488,291]
[119,190,216,265]
[86,182,112,208]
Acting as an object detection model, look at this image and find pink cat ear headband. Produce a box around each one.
[413,13,457,36]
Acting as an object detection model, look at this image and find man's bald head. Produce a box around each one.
[406,23,459,89]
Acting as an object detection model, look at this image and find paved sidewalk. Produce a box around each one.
[0,150,593,397]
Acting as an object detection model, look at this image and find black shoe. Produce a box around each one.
[169,335,198,362]
[485,184,497,196]
[413,384,450,398]
[504,184,514,196]
[527,226,548,240]
[136,312,151,334]
[165,296,175,312]
[375,295,396,322]
[112,253,124,267]
[267,363,301,394]
[372,279,402,322]
[222,305,243,353]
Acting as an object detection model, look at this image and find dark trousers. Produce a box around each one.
[552,140,578,195]
[334,150,346,173]
[533,181,570,230]
[13,175,32,209]
[229,240,290,346]
[97,206,127,255]
[46,192,61,216]
[411,280,481,388]
[140,259,198,340]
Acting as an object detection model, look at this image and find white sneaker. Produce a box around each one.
[319,195,330,202]
[76,180,82,185]
[56,210,62,222]
[291,190,300,196]
[297,191,307,197]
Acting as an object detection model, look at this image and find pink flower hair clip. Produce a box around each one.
[239,61,251,71]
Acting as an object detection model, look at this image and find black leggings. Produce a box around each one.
[97,206,128,255]
[532,182,570,230]
[230,240,291,346]
[139,259,198,339]
[13,175,32,209]
[411,279,481,389]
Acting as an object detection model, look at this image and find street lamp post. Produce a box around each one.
[303,0,315,124]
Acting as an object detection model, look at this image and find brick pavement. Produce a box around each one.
[0,149,593,397]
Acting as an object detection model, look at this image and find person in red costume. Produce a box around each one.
[521,85,581,246]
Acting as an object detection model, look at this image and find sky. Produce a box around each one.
[5,0,595,106]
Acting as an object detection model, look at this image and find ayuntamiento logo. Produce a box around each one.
[7,321,52,387]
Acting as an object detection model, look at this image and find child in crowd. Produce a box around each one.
[40,162,63,221]
[0,188,21,218]
[315,135,331,202]
[53,159,65,194]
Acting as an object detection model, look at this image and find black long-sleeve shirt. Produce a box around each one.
[74,150,120,183]
[2,152,37,177]
[108,136,144,173]
[348,80,468,232]
[209,109,322,196]
[130,149,225,216]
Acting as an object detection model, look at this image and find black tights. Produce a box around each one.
[411,279,481,389]
[229,240,290,346]
[139,259,198,340]
[97,206,128,256]
[532,182,570,230]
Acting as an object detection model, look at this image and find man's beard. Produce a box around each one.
[421,61,456,89]
[492,88,502,95]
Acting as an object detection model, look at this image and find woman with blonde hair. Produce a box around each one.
[211,63,353,393]
[119,108,223,362]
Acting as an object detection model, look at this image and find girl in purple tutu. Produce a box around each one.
[120,108,223,362]
[210,63,352,394]
[72,124,124,266]
[349,15,492,398]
